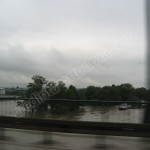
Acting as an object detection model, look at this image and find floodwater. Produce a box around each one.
[0,100,149,150]
[0,100,145,123]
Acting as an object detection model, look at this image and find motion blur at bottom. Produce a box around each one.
[0,128,150,150]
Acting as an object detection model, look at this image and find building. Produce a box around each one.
[5,87,27,96]
[0,88,5,95]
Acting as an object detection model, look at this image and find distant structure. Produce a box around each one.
[5,87,27,96]
[0,88,5,95]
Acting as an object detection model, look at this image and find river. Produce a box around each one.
[0,100,145,123]
[0,100,149,150]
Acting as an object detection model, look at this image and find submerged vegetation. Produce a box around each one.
[18,75,150,114]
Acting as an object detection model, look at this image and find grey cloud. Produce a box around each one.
[0,44,37,74]
[0,0,146,88]
[0,44,84,82]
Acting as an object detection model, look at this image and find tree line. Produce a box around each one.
[26,75,150,102]
[18,75,150,113]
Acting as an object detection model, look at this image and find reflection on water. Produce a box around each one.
[0,100,145,123]
[79,106,144,123]
[0,100,17,116]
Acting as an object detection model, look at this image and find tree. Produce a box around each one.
[135,87,147,100]
[85,86,99,100]
[51,83,80,113]
[54,81,67,99]
[119,83,134,101]
[66,85,79,100]
[78,88,86,100]
[46,81,57,99]
[26,75,47,97]
[18,75,148,114]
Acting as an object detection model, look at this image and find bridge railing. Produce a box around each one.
[0,116,150,138]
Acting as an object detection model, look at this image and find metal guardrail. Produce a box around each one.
[0,116,150,138]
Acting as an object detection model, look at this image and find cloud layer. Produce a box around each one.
[0,0,146,88]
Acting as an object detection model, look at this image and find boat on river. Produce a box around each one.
[119,103,130,110]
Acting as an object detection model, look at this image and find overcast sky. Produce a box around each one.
[0,0,146,88]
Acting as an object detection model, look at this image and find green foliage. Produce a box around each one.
[119,83,134,101]
[82,83,148,102]
[78,88,86,100]
[86,86,99,100]
[55,81,67,99]
[26,75,47,97]
[22,76,80,113]
[135,87,147,100]
[20,75,150,114]
[66,85,79,100]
